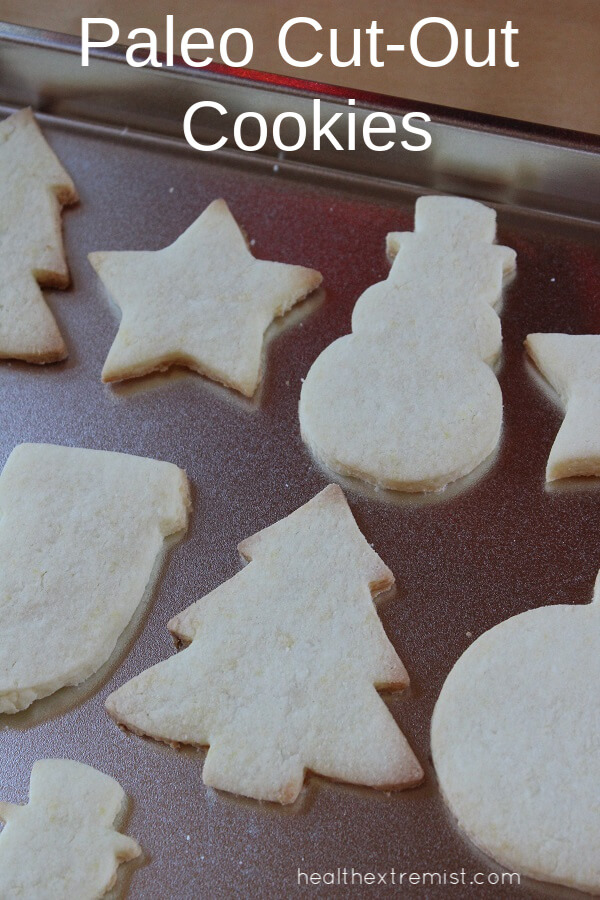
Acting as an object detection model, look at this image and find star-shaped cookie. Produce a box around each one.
[89,199,322,395]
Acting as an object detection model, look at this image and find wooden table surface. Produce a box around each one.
[1,1,598,134]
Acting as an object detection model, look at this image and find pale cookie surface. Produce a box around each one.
[0,108,78,363]
[0,759,140,899]
[0,443,190,714]
[90,198,322,395]
[526,332,600,480]
[106,484,423,804]
[431,573,600,894]
[300,196,516,492]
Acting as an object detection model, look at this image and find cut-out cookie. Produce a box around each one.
[526,332,600,480]
[89,199,322,395]
[106,484,423,804]
[0,108,78,363]
[431,572,600,894]
[0,443,190,714]
[300,196,516,492]
[0,759,141,899]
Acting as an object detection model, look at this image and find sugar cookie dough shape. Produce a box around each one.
[0,759,140,900]
[526,332,600,480]
[0,108,78,363]
[300,196,516,492]
[89,198,323,395]
[106,484,423,804]
[432,571,600,894]
[0,443,190,715]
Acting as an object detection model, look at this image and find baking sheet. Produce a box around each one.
[0,26,599,900]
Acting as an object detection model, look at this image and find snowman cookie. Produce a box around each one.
[0,759,140,899]
[299,196,516,492]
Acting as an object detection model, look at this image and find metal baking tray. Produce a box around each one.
[0,23,598,900]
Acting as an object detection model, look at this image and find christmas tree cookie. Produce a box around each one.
[0,443,190,714]
[0,759,140,899]
[300,196,516,492]
[106,485,423,804]
[0,108,78,363]
[89,199,322,395]
[432,571,600,894]
[526,332,600,480]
